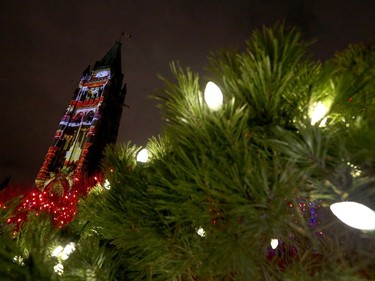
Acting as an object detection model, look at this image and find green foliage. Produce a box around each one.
[73,24,375,280]
[62,235,124,281]
[16,213,61,280]
[0,206,61,281]
[7,24,375,280]
[330,43,375,126]
[207,23,322,129]
[0,200,31,281]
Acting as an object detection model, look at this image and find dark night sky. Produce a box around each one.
[0,0,374,184]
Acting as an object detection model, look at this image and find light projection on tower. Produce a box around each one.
[35,39,127,190]
[52,68,111,172]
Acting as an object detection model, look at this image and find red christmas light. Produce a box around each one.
[2,173,103,230]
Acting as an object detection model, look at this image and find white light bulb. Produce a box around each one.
[61,242,76,260]
[52,245,64,257]
[197,227,206,237]
[330,201,375,231]
[136,148,149,163]
[64,242,76,255]
[54,262,64,275]
[270,238,279,249]
[204,81,223,111]
[13,256,24,265]
[104,179,111,190]
[60,252,69,261]
[310,101,328,126]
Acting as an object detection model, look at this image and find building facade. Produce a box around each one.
[35,41,126,189]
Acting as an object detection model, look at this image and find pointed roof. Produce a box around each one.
[94,41,122,73]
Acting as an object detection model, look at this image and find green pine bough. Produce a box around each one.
[3,23,375,280]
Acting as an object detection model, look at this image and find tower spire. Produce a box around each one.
[94,41,122,72]
[95,33,131,73]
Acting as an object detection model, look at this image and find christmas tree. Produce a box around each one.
[1,23,374,280]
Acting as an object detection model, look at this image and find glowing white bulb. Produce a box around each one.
[270,238,279,249]
[52,245,64,257]
[310,101,328,126]
[204,81,223,111]
[136,148,149,163]
[104,179,111,190]
[54,263,64,275]
[61,242,76,260]
[52,242,76,260]
[13,256,24,265]
[197,227,206,237]
[330,201,375,231]
[64,242,76,255]
[60,252,69,261]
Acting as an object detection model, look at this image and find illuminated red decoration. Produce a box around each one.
[35,146,58,189]
[79,80,109,88]
[54,130,64,139]
[3,172,104,230]
[73,142,92,178]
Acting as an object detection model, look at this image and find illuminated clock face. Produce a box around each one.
[94,69,110,78]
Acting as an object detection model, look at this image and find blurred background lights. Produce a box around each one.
[310,101,329,126]
[330,201,375,230]
[204,81,223,111]
[270,238,279,249]
[347,162,362,177]
[137,148,149,163]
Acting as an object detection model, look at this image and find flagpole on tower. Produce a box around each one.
[119,32,132,42]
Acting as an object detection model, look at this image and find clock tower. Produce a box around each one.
[35,40,126,189]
